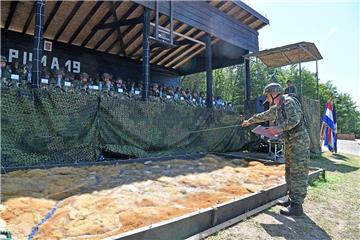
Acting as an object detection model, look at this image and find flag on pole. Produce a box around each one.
[323,100,337,152]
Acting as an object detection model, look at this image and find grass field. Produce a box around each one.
[206,152,360,240]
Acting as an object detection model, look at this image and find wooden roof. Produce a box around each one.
[1,1,269,75]
[244,42,323,68]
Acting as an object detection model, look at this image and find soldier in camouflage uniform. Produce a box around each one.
[242,83,310,216]
[1,56,11,86]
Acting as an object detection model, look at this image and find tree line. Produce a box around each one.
[181,60,360,138]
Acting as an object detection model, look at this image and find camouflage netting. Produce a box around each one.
[300,97,321,155]
[1,88,246,169]
[1,88,320,170]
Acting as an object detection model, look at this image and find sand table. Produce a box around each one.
[0,155,285,239]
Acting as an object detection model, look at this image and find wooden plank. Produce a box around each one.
[4,1,18,29]
[95,3,138,51]
[68,1,103,44]
[54,1,83,41]
[134,1,259,51]
[22,2,36,34]
[43,1,61,34]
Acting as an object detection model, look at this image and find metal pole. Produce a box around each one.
[170,1,173,45]
[316,60,319,100]
[32,0,45,88]
[244,52,251,107]
[205,34,213,108]
[155,0,159,39]
[298,48,302,96]
[142,7,150,101]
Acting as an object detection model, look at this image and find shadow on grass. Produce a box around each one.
[310,154,358,174]
[261,210,331,240]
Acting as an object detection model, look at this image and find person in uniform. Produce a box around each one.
[1,56,11,86]
[103,73,113,96]
[78,72,89,95]
[41,67,52,90]
[242,83,310,216]
[284,80,297,96]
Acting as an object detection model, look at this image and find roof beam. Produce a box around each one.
[119,12,158,56]
[54,1,83,41]
[81,1,123,48]
[174,38,220,69]
[94,16,143,30]
[5,1,18,29]
[22,2,36,34]
[109,1,126,56]
[96,4,139,51]
[281,52,292,65]
[68,1,103,44]
[43,1,62,33]
[105,5,142,53]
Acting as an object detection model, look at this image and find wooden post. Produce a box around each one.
[244,52,251,108]
[205,34,213,108]
[142,7,150,101]
[32,0,45,88]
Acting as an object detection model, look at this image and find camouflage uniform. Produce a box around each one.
[247,83,310,205]
[1,56,11,86]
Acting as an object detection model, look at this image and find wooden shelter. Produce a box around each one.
[244,42,323,97]
[1,0,269,104]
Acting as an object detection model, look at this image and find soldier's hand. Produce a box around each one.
[241,120,252,127]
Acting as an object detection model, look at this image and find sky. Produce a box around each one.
[242,0,360,108]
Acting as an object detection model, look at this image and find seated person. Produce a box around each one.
[40,67,52,90]
[284,80,297,96]
[114,77,126,95]
[214,96,225,108]
[103,73,114,96]
[78,72,89,94]
[191,90,200,105]
[199,91,206,106]
[1,56,11,86]
[53,68,65,92]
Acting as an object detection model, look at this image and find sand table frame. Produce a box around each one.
[1,154,286,239]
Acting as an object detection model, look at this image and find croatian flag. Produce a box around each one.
[323,100,337,152]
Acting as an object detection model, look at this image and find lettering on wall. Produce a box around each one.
[7,48,81,73]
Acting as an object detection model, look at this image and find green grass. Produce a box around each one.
[206,152,360,240]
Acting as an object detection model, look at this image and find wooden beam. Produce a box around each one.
[134,0,260,52]
[81,1,122,48]
[173,38,219,69]
[105,4,142,53]
[68,1,103,44]
[205,34,213,108]
[159,29,202,66]
[43,1,62,33]
[109,1,126,56]
[22,2,36,34]
[94,16,143,30]
[95,4,138,51]
[121,12,158,57]
[54,1,83,41]
[148,22,189,62]
[5,1,18,29]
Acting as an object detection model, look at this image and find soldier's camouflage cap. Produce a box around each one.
[263,83,284,95]
[80,72,89,79]
[1,56,7,62]
[103,73,111,79]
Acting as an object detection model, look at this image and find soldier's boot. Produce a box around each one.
[277,199,291,207]
[280,202,303,216]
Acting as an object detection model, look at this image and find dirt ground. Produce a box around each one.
[0,154,285,240]
[206,152,360,240]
